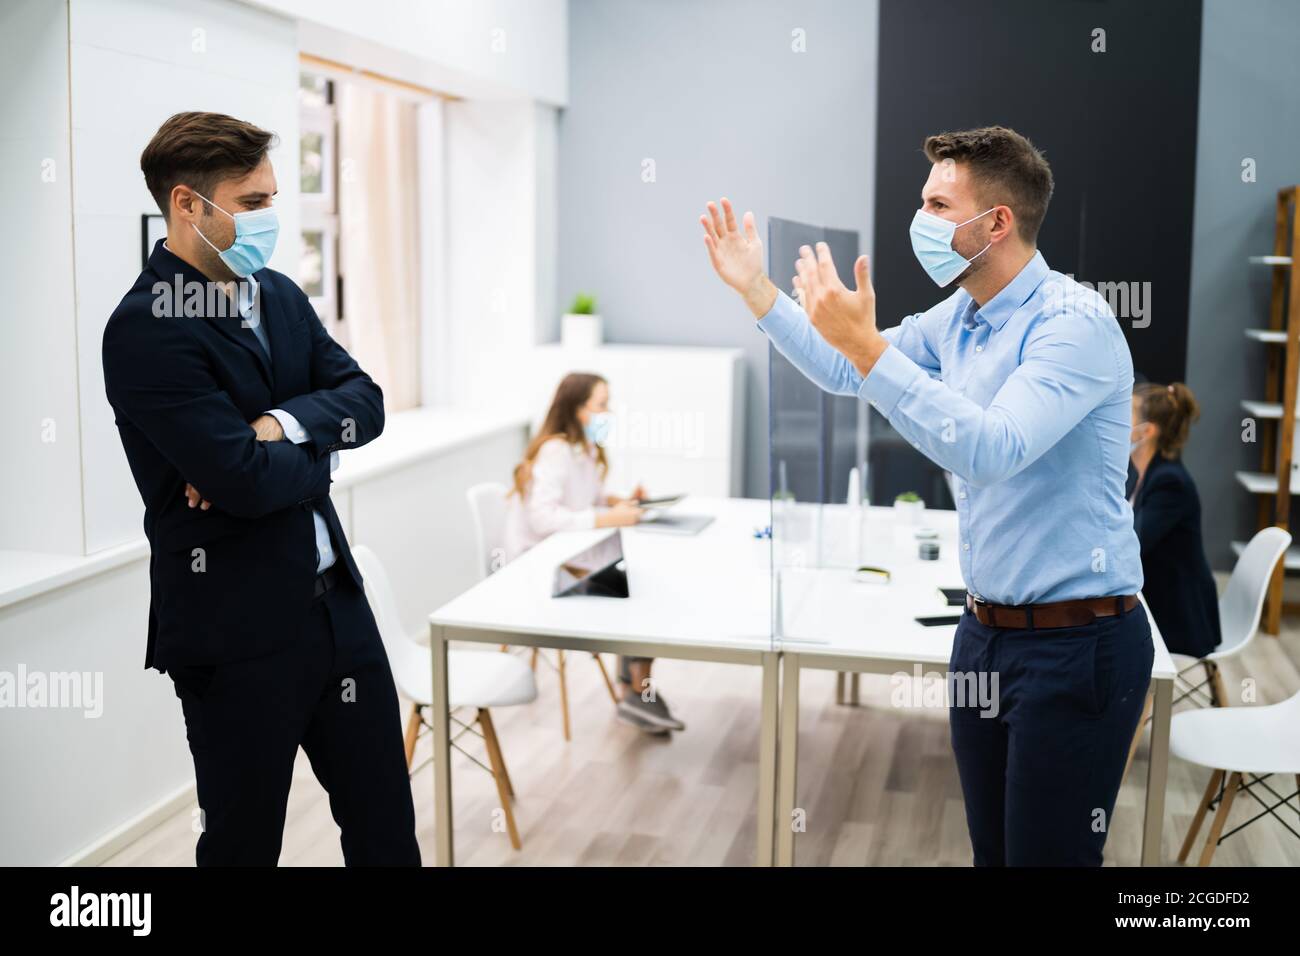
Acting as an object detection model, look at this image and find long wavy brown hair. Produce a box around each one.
[510,372,609,497]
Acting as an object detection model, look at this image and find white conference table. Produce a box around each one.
[427,496,1175,867]
[427,496,777,866]
[773,503,1177,866]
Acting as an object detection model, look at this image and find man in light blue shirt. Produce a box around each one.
[701,126,1154,866]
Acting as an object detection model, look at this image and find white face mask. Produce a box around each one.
[1130,421,1151,455]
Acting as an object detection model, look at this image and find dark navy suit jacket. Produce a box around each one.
[102,240,383,671]
[1129,453,1221,659]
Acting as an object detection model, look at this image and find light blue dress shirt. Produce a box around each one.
[236,277,338,574]
[757,250,1142,606]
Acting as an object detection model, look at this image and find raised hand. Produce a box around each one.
[793,242,885,374]
[700,198,778,317]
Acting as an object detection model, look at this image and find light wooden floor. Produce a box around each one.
[103,622,1300,867]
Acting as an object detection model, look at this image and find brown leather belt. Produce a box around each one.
[965,593,1138,629]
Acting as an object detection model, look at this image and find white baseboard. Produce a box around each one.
[59,781,197,867]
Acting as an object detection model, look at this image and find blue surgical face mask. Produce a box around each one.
[191,190,279,277]
[909,207,995,288]
[585,411,613,448]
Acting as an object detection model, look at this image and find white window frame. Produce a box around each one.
[299,77,340,334]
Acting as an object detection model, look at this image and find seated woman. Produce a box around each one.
[1129,382,1221,660]
[504,372,686,734]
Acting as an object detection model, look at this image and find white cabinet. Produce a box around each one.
[528,344,746,497]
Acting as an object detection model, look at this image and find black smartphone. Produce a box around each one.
[939,587,966,606]
[915,614,962,626]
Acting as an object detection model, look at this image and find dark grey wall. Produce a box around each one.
[1184,0,1300,569]
[557,0,878,498]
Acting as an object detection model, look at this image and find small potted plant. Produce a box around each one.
[561,292,603,348]
[894,490,924,524]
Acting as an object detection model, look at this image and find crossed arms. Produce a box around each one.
[104,291,383,519]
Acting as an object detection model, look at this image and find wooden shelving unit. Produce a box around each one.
[1242,185,1299,634]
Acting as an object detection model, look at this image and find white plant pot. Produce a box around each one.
[894,498,925,524]
[561,313,603,349]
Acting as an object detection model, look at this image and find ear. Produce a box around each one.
[171,185,200,223]
[990,205,1015,242]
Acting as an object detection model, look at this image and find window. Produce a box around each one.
[298,71,341,338]
[297,57,441,412]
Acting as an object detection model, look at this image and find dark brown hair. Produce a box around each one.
[510,373,609,497]
[923,126,1054,244]
[141,112,278,220]
[1135,382,1200,458]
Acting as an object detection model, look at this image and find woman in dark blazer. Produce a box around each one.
[1129,382,1221,659]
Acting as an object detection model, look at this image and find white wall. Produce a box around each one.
[0,556,189,866]
[251,0,568,105]
[443,98,558,411]
[70,0,302,553]
[0,0,84,555]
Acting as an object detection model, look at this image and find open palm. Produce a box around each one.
[700,197,764,294]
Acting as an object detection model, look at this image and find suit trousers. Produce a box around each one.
[947,601,1153,866]
[167,576,421,866]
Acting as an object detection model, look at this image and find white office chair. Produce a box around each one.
[1188,526,1294,705]
[351,544,537,850]
[466,481,510,579]
[465,482,619,742]
[1169,687,1300,865]
[1123,526,1291,781]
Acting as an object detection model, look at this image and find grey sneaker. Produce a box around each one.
[618,691,686,732]
[616,701,670,735]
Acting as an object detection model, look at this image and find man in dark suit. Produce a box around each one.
[102,112,420,866]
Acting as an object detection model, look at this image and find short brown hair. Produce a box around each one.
[923,126,1054,244]
[141,112,277,220]
[1135,382,1200,459]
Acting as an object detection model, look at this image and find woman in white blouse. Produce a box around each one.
[504,372,686,735]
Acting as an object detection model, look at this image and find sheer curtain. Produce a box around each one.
[337,82,421,411]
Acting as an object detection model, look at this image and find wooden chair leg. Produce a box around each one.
[1208,662,1229,707]
[557,649,571,741]
[1178,768,1224,863]
[835,672,846,705]
[591,653,619,705]
[1122,688,1155,784]
[1198,771,1242,867]
[530,647,539,671]
[478,709,521,850]
[402,702,422,770]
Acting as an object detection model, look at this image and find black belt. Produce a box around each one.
[312,564,343,600]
